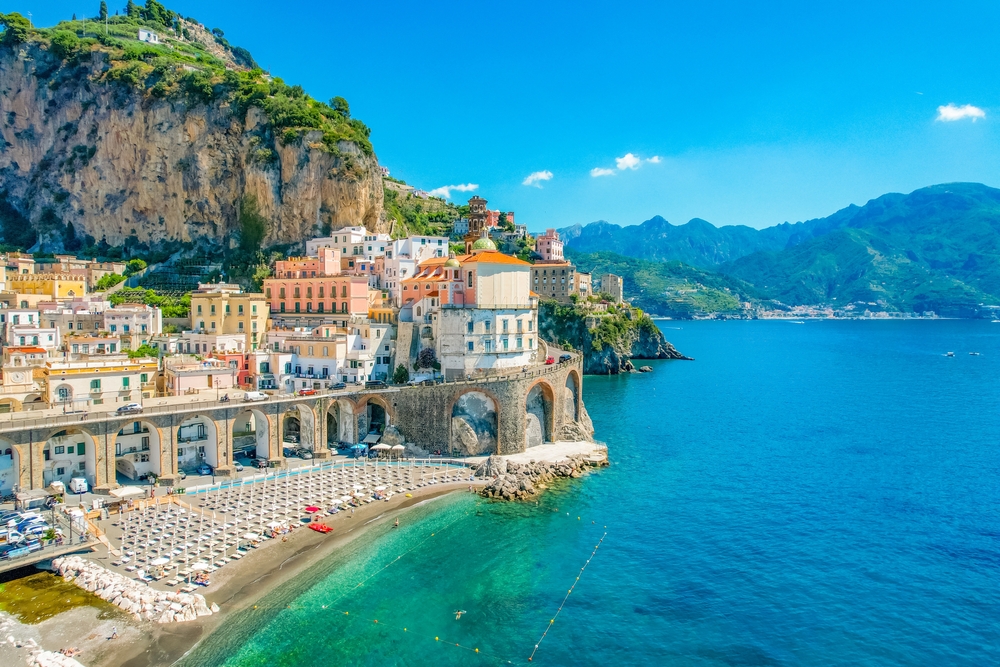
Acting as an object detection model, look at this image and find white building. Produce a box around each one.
[306,227,368,257]
[8,324,60,351]
[45,356,158,409]
[137,29,159,43]
[383,236,450,307]
[104,304,162,339]
[363,233,392,261]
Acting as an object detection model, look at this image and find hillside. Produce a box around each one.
[564,183,1000,316]
[567,250,764,318]
[0,7,384,253]
[383,179,463,238]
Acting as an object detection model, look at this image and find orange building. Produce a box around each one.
[263,247,370,322]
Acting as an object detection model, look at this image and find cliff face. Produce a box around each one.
[0,44,385,249]
[539,301,691,374]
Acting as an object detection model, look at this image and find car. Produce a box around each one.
[177,470,187,480]
[243,391,269,402]
[365,380,387,389]
[329,382,347,390]
[0,530,24,545]
[545,356,555,365]
[282,447,297,458]
[559,353,572,363]
[296,448,313,460]
[23,524,52,538]
[197,464,212,476]
[233,461,244,472]
[256,458,269,469]
[284,434,299,444]
[297,389,317,396]
[116,402,143,415]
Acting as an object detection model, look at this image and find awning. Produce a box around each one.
[110,486,146,499]
[362,433,381,444]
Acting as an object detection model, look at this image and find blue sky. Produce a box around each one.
[23,1,1000,231]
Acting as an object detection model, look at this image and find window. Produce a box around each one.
[341,285,348,298]
[78,461,86,471]
[210,305,216,315]
[197,305,202,315]
[468,272,473,287]
[502,319,508,332]
[55,446,65,455]
[122,377,130,388]
[517,319,523,333]
[341,303,348,313]
[280,303,286,313]
[90,379,101,391]
[141,373,148,383]
[280,287,286,299]
[503,338,509,351]
[323,346,328,356]
[211,321,217,330]
[295,303,300,313]
[484,339,493,353]
[529,338,534,349]
[308,346,314,355]
[318,302,324,313]
[484,321,491,333]
[225,304,230,315]
[306,286,312,298]
[238,304,244,315]
[517,337,523,349]
[239,321,244,330]
[58,386,70,400]
[266,288,272,298]
[252,304,257,314]
[529,321,534,331]
[56,467,65,476]
[294,287,300,298]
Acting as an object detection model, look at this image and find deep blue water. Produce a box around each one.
[183,320,1000,666]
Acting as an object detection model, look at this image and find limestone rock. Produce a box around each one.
[381,426,406,448]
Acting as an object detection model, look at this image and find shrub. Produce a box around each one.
[50,30,80,59]
[95,272,126,290]
[125,258,147,275]
[392,365,409,385]
[416,347,437,370]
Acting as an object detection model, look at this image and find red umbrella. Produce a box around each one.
[305,506,321,513]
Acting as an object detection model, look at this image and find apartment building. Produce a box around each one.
[189,283,269,350]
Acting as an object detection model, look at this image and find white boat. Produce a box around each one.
[970,352,981,356]
[945,351,955,357]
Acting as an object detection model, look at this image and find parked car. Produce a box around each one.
[197,464,212,476]
[329,382,347,390]
[282,447,297,458]
[296,448,313,460]
[244,391,268,402]
[23,524,52,538]
[365,380,387,389]
[233,461,244,472]
[116,402,143,415]
[545,356,555,365]
[559,353,572,362]
[256,458,269,469]
[284,434,299,444]
[297,389,317,396]
[0,530,24,545]
[177,470,187,480]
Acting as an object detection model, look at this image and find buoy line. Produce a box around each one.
[527,531,607,662]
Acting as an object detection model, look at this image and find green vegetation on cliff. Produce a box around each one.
[0,6,372,155]
[383,182,462,238]
[538,299,685,373]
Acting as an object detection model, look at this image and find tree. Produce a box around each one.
[0,13,32,45]
[416,347,437,370]
[63,221,83,251]
[99,2,108,20]
[95,273,126,290]
[392,364,409,385]
[124,258,147,275]
[211,27,224,37]
[238,195,268,252]
[125,0,139,18]
[72,13,77,20]
[127,343,158,359]
[329,96,350,118]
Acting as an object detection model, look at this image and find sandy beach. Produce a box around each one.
[0,480,480,667]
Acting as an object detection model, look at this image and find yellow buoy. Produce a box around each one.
[435,636,439,641]
[475,648,479,653]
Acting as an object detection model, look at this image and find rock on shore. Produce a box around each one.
[51,556,216,624]
[474,454,608,501]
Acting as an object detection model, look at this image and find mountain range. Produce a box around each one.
[561,183,1000,318]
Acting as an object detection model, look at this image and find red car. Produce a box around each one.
[297,389,317,396]
[545,357,555,365]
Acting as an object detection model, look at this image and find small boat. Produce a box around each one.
[945,351,955,357]
[970,352,981,356]
[309,523,333,534]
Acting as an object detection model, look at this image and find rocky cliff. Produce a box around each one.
[538,301,692,374]
[0,33,384,250]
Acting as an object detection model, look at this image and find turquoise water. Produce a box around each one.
[183,320,1000,666]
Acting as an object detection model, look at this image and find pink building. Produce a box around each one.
[273,247,341,278]
[536,229,564,261]
[485,210,515,229]
[263,274,370,317]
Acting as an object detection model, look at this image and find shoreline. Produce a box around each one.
[29,481,479,667]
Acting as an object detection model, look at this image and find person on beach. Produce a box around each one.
[111,627,117,639]
[394,518,399,528]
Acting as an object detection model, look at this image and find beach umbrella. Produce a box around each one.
[243,532,259,540]
[266,521,283,528]
[304,506,320,513]
[151,556,170,566]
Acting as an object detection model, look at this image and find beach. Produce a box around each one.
[0,480,481,667]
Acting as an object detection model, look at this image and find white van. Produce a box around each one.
[69,477,89,494]
[243,391,268,402]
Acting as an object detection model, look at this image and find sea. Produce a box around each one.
[181,319,1000,667]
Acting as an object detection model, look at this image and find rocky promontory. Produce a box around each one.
[475,453,608,501]
[538,300,692,374]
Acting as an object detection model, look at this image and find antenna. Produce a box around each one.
[27,12,32,28]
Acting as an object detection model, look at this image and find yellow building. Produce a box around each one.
[6,273,87,299]
[190,283,269,350]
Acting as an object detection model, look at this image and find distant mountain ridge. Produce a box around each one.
[562,183,1000,316]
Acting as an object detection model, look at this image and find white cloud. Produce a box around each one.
[590,167,615,177]
[615,153,641,170]
[522,170,554,187]
[936,103,985,122]
[646,155,662,163]
[428,183,478,199]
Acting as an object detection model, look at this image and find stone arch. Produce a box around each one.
[0,397,22,414]
[524,380,555,448]
[357,395,393,440]
[449,388,499,455]
[112,419,163,482]
[564,370,582,422]
[45,427,99,488]
[0,438,20,494]
[53,383,74,406]
[23,394,45,411]
[233,408,270,460]
[328,399,355,444]
[281,404,316,451]
[176,415,218,471]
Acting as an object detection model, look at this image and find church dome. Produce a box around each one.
[472,237,497,251]
[444,256,461,268]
